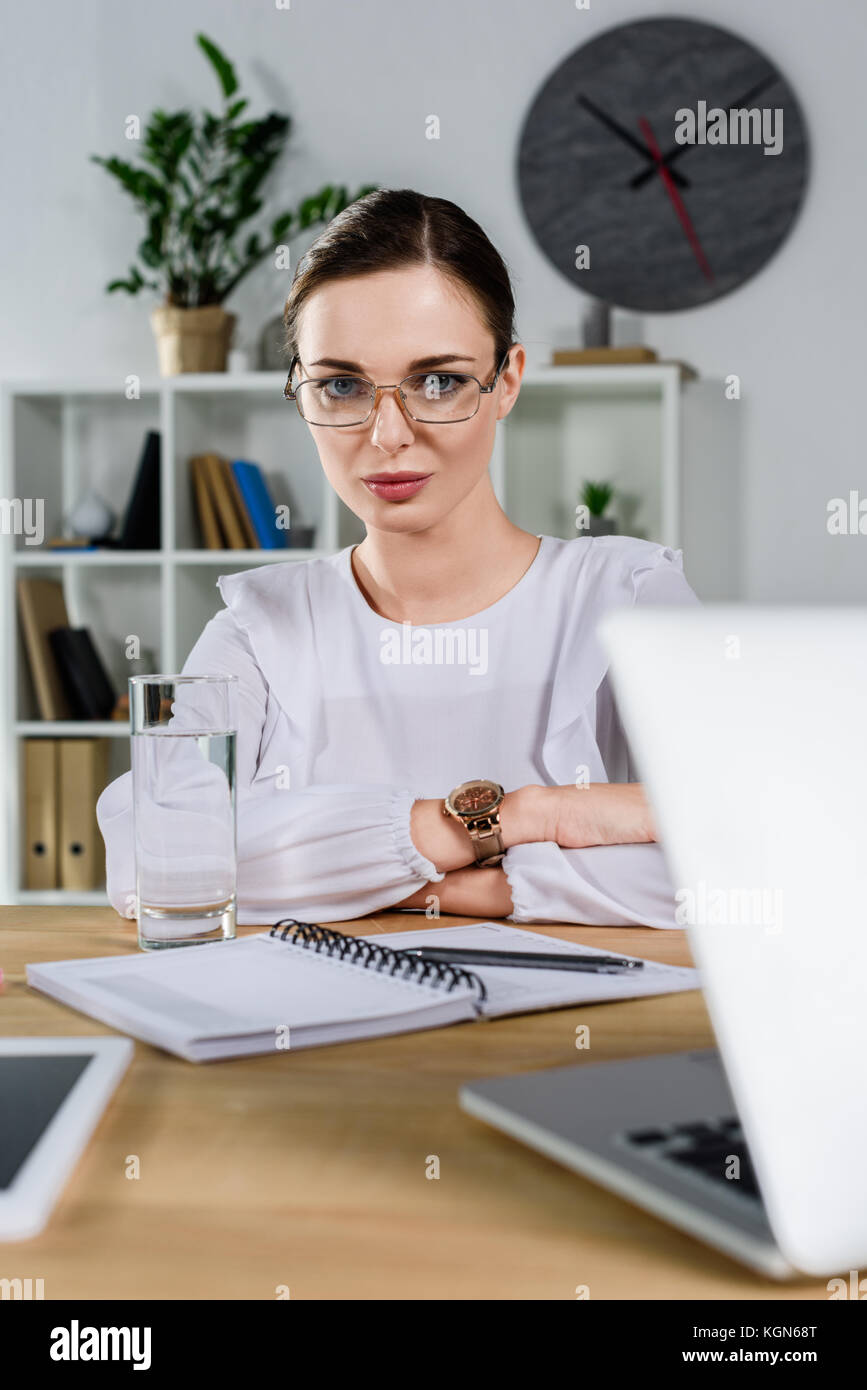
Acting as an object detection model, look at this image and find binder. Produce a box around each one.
[200,454,248,549]
[230,461,288,549]
[117,430,161,549]
[48,628,117,720]
[16,578,73,720]
[190,455,224,549]
[57,739,110,890]
[23,739,59,889]
[221,457,259,549]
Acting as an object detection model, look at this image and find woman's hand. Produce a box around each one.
[409,784,550,874]
[407,781,657,876]
[546,783,658,849]
[393,782,655,920]
[391,866,513,918]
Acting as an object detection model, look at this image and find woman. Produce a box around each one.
[97,188,698,927]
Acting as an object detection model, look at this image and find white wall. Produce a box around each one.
[2,0,865,599]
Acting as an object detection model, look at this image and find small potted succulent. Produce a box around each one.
[580,480,617,537]
[91,33,376,375]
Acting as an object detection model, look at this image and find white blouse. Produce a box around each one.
[97,533,700,927]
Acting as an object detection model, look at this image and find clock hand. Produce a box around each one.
[578,94,691,190]
[630,73,778,189]
[639,116,714,282]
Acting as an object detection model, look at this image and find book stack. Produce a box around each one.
[16,579,119,722]
[190,455,313,550]
[23,738,109,890]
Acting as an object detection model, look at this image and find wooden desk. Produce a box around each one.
[0,907,829,1300]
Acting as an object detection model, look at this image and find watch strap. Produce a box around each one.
[468,820,506,868]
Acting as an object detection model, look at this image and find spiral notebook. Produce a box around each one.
[26,920,699,1063]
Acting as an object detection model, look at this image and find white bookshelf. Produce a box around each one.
[0,363,735,904]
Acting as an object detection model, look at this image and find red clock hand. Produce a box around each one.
[639,116,714,282]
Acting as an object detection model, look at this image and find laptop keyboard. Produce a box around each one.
[623,1115,762,1202]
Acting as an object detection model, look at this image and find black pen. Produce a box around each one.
[401,947,644,973]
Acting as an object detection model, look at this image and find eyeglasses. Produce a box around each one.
[283,351,511,426]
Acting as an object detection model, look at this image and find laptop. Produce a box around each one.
[459,608,867,1279]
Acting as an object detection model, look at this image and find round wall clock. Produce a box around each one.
[517,18,809,312]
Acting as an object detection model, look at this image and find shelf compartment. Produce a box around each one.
[173,389,328,551]
[14,562,163,724]
[9,391,160,554]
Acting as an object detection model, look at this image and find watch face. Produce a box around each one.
[453,783,500,816]
[517,17,808,311]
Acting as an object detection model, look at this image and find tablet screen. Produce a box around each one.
[0,1055,93,1188]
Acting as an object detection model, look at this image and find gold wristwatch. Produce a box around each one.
[443,779,506,868]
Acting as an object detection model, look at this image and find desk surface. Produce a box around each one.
[0,907,829,1300]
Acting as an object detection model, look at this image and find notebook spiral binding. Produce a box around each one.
[270,919,488,1007]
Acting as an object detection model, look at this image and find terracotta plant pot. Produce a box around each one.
[150,304,236,376]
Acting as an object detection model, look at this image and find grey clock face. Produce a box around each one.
[517,18,809,312]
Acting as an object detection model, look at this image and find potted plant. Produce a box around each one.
[91,33,376,375]
[580,480,617,537]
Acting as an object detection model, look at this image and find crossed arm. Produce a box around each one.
[393,782,658,918]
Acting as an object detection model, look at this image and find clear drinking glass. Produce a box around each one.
[129,675,238,950]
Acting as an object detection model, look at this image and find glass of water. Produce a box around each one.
[129,675,238,950]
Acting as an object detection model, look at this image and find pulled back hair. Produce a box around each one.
[283,188,517,375]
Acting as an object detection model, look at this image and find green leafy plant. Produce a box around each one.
[581,480,614,517]
[91,33,376,307]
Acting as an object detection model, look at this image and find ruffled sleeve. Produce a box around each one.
[502,537,700,928]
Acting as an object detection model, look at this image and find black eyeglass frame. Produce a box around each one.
[283,349,512,426]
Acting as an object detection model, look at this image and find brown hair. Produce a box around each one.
[283,188,517,376]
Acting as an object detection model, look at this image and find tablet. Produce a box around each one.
[0,1037,133,1241]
